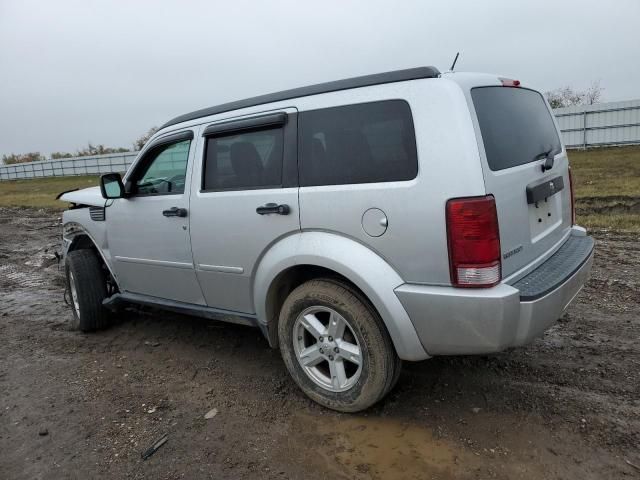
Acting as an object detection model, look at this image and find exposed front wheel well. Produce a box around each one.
[68,234,97,254]
[264,265,382,349]
[67,234,118,294]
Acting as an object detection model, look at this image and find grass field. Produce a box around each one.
[0,175,99,209]
[0,146,638,230]
[568,145,640,198]
[568,146,640,231]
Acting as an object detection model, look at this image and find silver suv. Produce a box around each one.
[59,67,594,412]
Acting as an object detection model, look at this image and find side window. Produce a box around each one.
[135,140,191,195]
[299,100,418,186]
[203,128,283,191]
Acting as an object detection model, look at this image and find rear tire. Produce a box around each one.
[65,249,111,332]
[278,278,400,412]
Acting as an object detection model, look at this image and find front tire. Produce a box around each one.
[65,249,111,332]
[278,279,400,412]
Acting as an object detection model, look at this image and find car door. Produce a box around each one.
[189,109,300,314]
[106,129,206,305]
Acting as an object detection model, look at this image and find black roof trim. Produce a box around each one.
[147,129,194,150]
[203,112,287,137]
[161,66,440,129]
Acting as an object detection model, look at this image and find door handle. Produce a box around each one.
[256,203,290,215]
[162,207,188,218]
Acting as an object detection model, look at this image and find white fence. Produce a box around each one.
[555,99,640,149]
[2,99,640,181]
[0,152,138,181]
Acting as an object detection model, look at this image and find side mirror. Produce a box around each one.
[100,173,125,199]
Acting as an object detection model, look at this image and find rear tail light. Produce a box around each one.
[446,195,501,288]
[568,167,576,225]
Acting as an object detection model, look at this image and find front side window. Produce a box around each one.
[203,128,283,191]
[299,100,418,187]
[135,140,191,195]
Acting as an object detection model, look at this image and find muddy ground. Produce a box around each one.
[0,207,638,480]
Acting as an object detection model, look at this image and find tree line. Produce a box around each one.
[2,127,158,165]
[544,80,603,109]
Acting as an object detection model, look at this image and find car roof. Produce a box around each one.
[160,66,441,129]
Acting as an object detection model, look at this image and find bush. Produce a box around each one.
[133,127,159,151]
[2,152,45,164]
[3,126,157,165]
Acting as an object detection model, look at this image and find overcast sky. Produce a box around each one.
[1,0,639,159]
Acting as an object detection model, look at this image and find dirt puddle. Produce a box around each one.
[297,413,476,479]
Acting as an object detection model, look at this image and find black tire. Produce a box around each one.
[388,353,403,393]
[278,278,400,412]
[65,249,110,332]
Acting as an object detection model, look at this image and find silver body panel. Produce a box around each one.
[252,231,427,361]
[299,80,485,286]
[189,108,301,314]
[395,228,594,355]
[60,72,594,362]
[59,186,106,207]
[191,186,300,313]
[105,127,205,305]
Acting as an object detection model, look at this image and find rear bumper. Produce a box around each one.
[395,228,594,355]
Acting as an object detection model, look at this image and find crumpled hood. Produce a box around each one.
[58,186,106,207]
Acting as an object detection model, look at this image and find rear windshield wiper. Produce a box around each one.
[534,147,560,172]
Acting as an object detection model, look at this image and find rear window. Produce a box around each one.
[472,87,561,171]
[299,100,417,186]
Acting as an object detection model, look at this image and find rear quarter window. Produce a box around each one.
[472,87,561,171]
[299,100,418,186]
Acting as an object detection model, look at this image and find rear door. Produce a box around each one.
[189,109,299,314]
[470,85,571,278]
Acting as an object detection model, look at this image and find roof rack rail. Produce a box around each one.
[161,66,440,129]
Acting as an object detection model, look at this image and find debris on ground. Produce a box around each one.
[204,408,218,419]
[141,434,168,461]
[625,459,640,471]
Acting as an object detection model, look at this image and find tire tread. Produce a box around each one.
[65,249,110,332]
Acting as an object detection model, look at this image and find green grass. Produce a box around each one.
[0,175,99,209]
[576,213,639,231]
[567,145,640,199]
[0,145,638,231]
[568,145,640,232]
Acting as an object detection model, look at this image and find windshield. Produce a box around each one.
[472,87,561,171]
